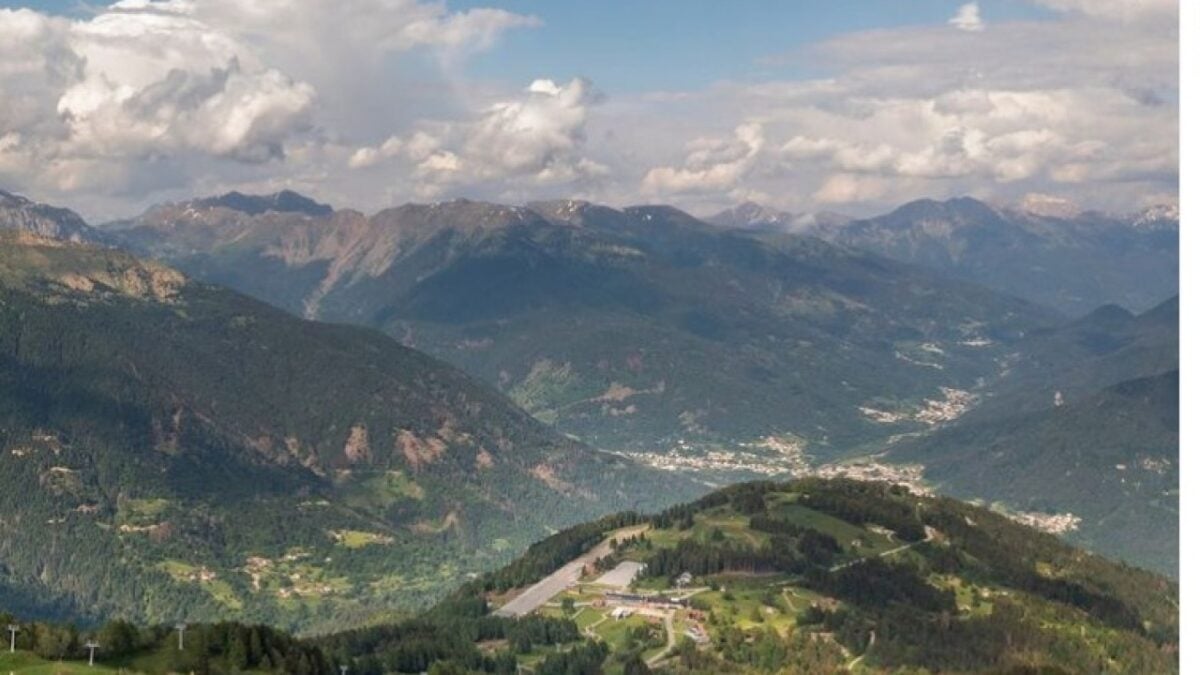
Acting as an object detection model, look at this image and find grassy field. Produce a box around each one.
[0,651,123,674]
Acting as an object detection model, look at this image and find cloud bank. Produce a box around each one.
[0,1,1178,218]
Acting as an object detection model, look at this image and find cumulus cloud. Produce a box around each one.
[350,78,608,197]
[641,123,764,196]
[0,3,318,193]
[627,2,1176,213]
[0,0,538,212]
[0,0,1179,218]
[949,3,985,32]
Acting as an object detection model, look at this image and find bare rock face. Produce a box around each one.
[0,190,98,242]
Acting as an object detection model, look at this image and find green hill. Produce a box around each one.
[0,479,1177,673]
[0,232,701,632]
[321,479,1178,674]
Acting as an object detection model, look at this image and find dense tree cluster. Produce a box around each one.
[533,640,608,675]
[318,593,580,674]
[748,515,842,566]
[795,480,925,542]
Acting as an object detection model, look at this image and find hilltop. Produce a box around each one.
[322,479,1178,674]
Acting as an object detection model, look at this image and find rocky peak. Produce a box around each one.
[709,201,795,229]
[191,190,334,217]
[0,189,97,242]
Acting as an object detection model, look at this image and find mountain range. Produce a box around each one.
[0,186,1178,589]
[101,193,1055,460]
[713,197,1178,316]
[0,231,699,631]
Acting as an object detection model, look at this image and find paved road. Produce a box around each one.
[495,525,647,617]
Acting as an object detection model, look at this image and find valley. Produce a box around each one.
[105,194,1058,459]
[0,188,1180,586]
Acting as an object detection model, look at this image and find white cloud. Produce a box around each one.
[641,123,764,196]
[813,173,888,205]
[949,3,985,32]
[0,1,1178,218]
[1032,0,1176,22]
[350,78,608,196]
[624,2,1176,214]
[0,0,538,212]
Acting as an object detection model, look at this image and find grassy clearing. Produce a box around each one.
[117,498,170,525]
[772,502,894,557]
[331,529,393,549]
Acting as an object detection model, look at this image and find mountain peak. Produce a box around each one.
[1077,302,1136,327]
[710,201,794,228]
[193,190,334,217]
[883,196,1003,226]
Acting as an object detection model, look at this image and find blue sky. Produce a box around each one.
[452,1,1051,91]
[11,0,1052,92]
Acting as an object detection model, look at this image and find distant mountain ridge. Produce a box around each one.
[715,196,1178,315]
[188,190,335,218]
[104,192,1057,458]
[707,201,851,233]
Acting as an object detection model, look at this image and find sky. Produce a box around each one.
[0,0,1179,220]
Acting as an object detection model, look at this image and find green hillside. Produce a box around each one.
[0,233,701,632]
[0,479,1177,673]
[889,298,1179,576]
[320,479,1178,674]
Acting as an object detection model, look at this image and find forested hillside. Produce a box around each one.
[319,479,1178,674]
[0,232,699,631]
[891,298,1179,576]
